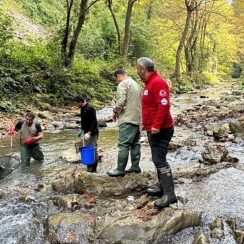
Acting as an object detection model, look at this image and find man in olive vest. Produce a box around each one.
[107,69,142,177]
[14,110,44,166]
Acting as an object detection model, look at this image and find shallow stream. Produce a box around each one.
[0,82,243,243]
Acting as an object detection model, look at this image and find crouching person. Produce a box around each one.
[14,110,44,167]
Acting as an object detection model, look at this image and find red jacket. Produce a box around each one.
[142,71,174,131]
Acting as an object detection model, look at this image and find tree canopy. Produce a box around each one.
[0,0,243,111]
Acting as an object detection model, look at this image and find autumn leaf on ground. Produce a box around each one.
[134,207,158,221]
[82,194,96,204]
[65,231,77,242]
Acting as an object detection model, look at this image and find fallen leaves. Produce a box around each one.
[133,206,158,221]
[65,231,77,242]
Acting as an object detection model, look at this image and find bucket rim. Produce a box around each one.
[80,145,95,150]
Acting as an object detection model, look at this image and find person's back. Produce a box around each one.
[116,77,141,126]
[107,69,142,177]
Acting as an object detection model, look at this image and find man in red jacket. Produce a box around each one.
[136,57,177,209]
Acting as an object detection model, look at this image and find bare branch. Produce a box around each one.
[86,0,100,12]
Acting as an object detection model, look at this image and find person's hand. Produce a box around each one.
[23,137,37,145]
[9,127,15,136]
[77,129,84,138]
[84,133,90,140]
[151,127,160,134]
[141,125,146,131]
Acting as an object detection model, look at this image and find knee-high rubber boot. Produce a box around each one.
[107,160,126,177]
[146,170,163,197]
[154,167,177,209]
[125,145,141,173]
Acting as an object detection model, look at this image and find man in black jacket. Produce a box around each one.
[74,95,99,173]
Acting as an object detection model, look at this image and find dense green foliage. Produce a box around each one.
[0,0,243,113]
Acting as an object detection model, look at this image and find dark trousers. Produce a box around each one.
[147,127,174,169]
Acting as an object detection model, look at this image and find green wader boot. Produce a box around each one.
[154,167,177,209]
[107,161,126,177]
[125,129,141,173]
[146,170,164,197]
[107,123,138,177]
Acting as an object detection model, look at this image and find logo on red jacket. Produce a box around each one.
[144,90,149,95]
[161,98,168,105]
[159,89,167,97]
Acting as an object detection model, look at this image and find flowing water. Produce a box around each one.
[0,84,243,243]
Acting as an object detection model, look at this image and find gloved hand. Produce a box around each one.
[23,137,37,145]
[84,133,90,140]
[77,129,84,138]
[9,127,15,136]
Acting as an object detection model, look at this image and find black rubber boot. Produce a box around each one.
[87,160,97,173]
[154,167,177,209]
[146,171,163,196]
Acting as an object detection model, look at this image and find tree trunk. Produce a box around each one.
[175,8,193,82]
[175,0,205,82]
[61,0,74,63]
[122,0,137,57]
[65,0,88,67]
[184,8,198,76]
[107,0,122,54]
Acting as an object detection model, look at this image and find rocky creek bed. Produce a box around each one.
[0,82,243,243]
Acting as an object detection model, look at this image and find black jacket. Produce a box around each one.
[80,103,99,136]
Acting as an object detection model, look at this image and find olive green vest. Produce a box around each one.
[20,121,38,144]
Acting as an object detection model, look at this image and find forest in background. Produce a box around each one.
[0,0,243,113]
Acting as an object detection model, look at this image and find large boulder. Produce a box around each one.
[97,207,201,242]
[47,212,95,243]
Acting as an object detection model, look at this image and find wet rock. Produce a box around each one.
[0,189,6,199]
[49,121,65,131]
[227,218,244,244]
[204,124,232,141]
[97,208,200,242]
[65,122,79,129]
[229,120,244,136]
[193,232,210,244]
[201,145,229,165]
[51,171,152,196]
[38,111,51,119]
[174,162,232,179]
[234,230,244,244]
[60,147,80,164]
[51,168,84,194]
[168,142,182,151]
[97,119,107,127]
[177,195,189,204]
[232,90,243,96]
[47,212,95,243]
[229,104,244,112]
[50,194,96,211]
[184,137,197,147]
[19,194,35,202]
[209,217,224,239]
